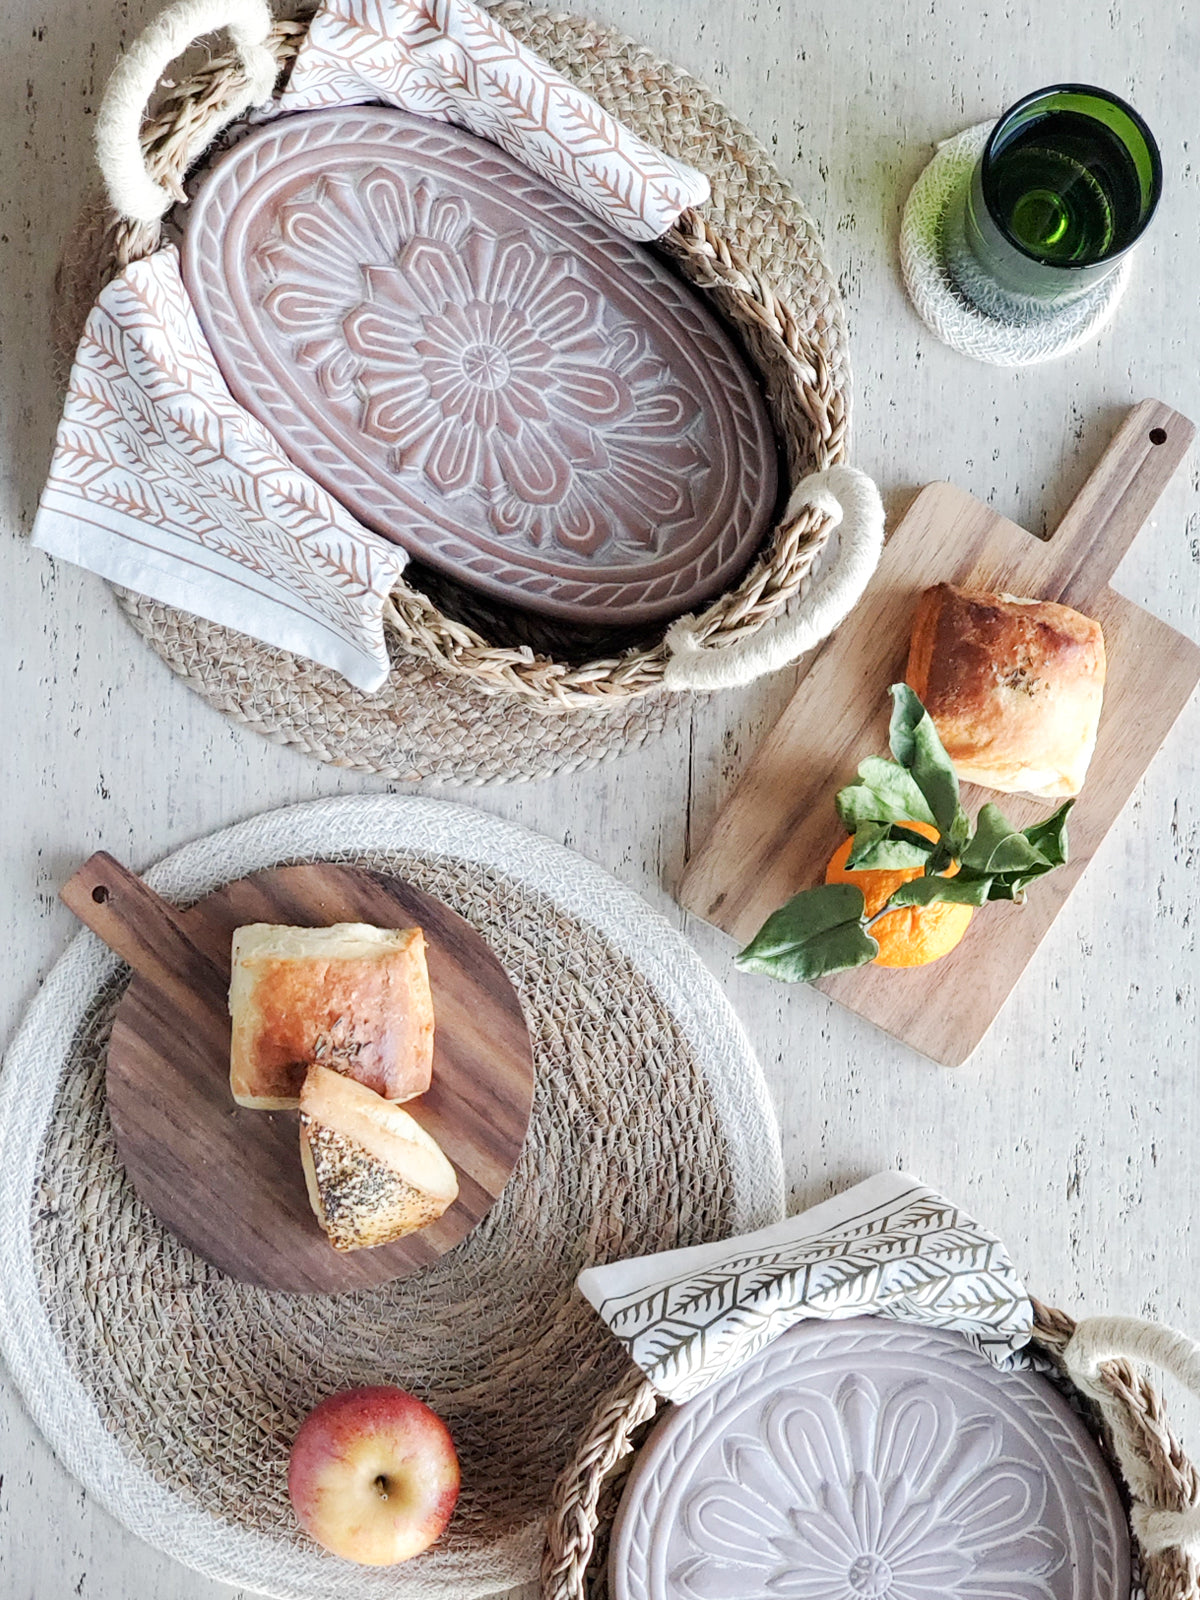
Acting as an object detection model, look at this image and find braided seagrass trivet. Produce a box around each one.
[56,0,853,781]
[0,797,784,1597]
[900,121,1131,367]
[541,1300,1200,1600]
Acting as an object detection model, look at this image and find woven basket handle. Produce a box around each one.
[1064,1315,1200,1560]
[662,464,885,692]
[95,0,276,226]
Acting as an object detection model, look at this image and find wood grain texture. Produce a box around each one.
[680,402,1199,1062]
[62,856,534,1293]
[4,1,1200,1596]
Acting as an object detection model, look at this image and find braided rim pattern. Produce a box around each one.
[80,2,850,709]
[541,1299,1200,1600]
[0,796,785,1598]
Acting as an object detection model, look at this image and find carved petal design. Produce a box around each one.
[184,108,778,623]
[612,1320,1129,1600]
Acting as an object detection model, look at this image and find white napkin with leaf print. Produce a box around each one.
[280,0,710,243]
[32,249,407,692]
[578,1171,1033,1403]
[35,0,710,682]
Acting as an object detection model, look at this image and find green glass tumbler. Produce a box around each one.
[944,84,1162,321]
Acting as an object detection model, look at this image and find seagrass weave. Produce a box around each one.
[55,1,852,775]
[0,797,784,1598]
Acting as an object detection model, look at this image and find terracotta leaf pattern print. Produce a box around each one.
[31,249,406,692]
[279,0,710,242]
[259,171,704,560]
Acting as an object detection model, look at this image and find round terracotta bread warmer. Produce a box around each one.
[542,1301,1200,1600]
[73,0,873,710]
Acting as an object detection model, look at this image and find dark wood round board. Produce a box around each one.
[103,863,534,1293]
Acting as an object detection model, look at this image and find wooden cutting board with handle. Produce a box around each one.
[61,854,534,1293]
[679,399,1200,1066]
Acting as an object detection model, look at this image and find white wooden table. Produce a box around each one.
[2,1,1198,1595]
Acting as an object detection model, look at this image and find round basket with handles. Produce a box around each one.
[542,1303,1200,1600]
[73,0,884,712]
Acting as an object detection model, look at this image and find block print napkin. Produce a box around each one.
[33,249,407,693]
[280,0,711,243]
[577,1171,1032,1403]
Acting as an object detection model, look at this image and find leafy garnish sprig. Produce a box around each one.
[735,685,1073,983]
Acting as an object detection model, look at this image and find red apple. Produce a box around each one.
[288,1386,459,1565]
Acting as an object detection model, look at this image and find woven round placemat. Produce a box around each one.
[58,0,849,784]
[0,797,783,1598]
[900,122,1131,367]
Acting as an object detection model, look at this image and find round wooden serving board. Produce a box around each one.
[74,860,533,1294]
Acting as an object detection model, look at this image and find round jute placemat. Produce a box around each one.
[59,0,849,784]
[0,796,783,1599]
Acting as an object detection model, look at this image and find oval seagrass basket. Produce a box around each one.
[70,0,872,712]
[541,1302,1200,1600]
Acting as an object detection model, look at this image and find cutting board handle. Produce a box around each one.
[61,852,231,999]
[1048,399,1194,591]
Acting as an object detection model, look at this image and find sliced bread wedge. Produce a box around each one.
[298,1064,458,1252]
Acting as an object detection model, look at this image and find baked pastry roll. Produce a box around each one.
[299,1064,458,1251]
[906,583,1106,798]
[229,922,434,1110]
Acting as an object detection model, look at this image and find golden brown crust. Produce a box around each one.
[299,1065,458,1252]
[905,584,1106,798]
[228,923,435,1110]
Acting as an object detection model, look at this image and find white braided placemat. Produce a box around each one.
[0,796,783,1598]
[901,121,1132,367]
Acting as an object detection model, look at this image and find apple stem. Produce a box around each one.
[374,1475,390,1501]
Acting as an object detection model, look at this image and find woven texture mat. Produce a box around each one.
[89,0,849,784]
[900,122,1131,367]
[0,797,782,1598]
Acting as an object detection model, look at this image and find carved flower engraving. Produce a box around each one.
[675,1374,1068,1600]
[256,169,705,560]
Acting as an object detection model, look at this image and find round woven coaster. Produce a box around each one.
[0,797,783,1599]
[73,0,848,784]
[900,122,1131,367]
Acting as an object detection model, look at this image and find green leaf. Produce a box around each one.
[887,684,970,850]
[736,883,879,983]
[846,822,936,871]
[983,800,1075,901]
[1021,799,1074,868]
[961,803,1051,876]
[844,819,891,866]
[836,756,936,829]
[883,874,993,909]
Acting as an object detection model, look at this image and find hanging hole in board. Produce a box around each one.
[1149,427,1168,445]
[92,884,110,904]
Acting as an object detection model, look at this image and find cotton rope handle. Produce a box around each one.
[1064,1315,1200,1560]
[95,0,276,225]
[662,464,886,692]
[88,0,882,698]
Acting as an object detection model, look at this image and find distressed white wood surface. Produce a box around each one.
[2,0,1199,1595]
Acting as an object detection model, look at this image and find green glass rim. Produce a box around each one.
[981,82,1163,269]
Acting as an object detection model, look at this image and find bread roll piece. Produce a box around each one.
[906,583,1106,798]
[299,1064,458,1251]
[229,923,434,1110]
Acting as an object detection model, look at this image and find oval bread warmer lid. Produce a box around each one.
[181,106,779,626]
[610,1317,1130,1600]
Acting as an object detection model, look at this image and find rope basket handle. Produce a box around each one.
[85,0,879,705]
[1063,1315,1200,1563]
[95,0,276,226]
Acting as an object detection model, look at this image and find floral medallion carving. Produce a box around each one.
[183,108,778,623]
[611,1319,1129,1600]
